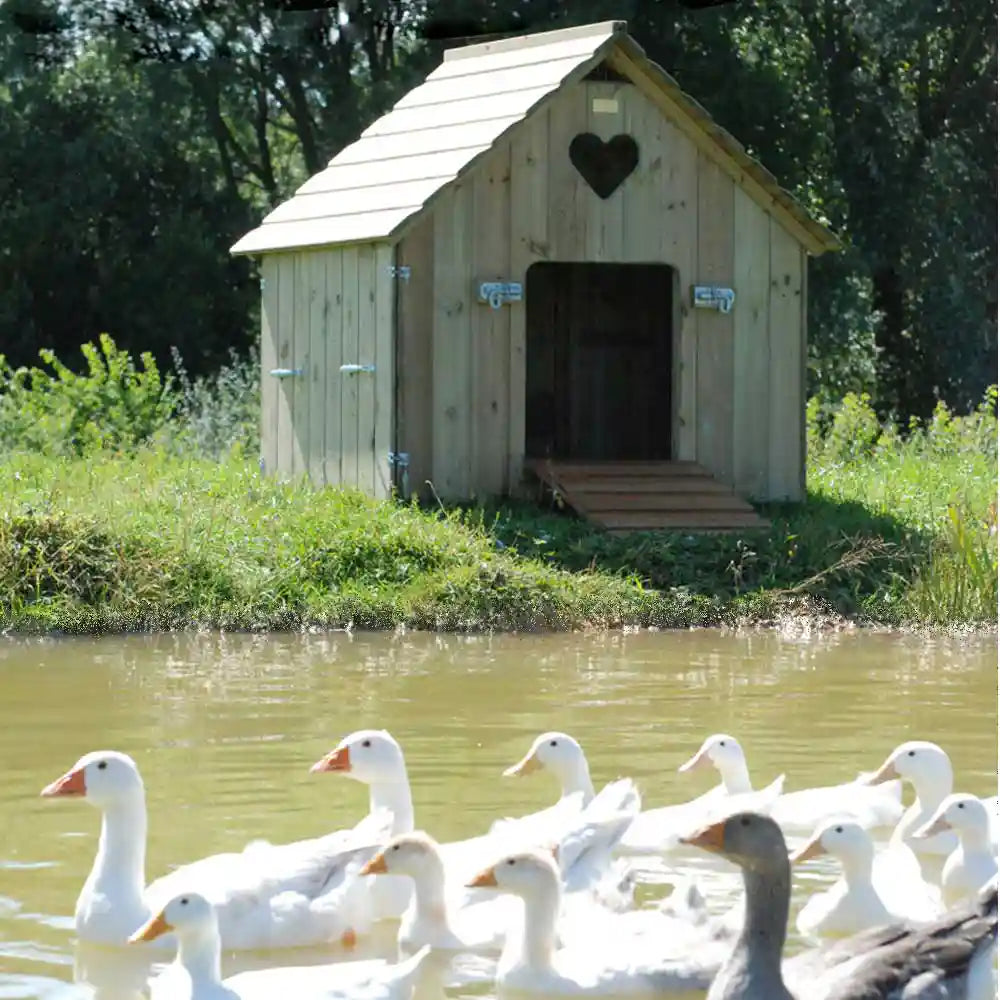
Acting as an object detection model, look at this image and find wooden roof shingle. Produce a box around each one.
[231,20,839,257]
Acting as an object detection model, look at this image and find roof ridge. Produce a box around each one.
[442,20,627,62]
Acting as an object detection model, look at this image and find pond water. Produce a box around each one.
[0,629,996,999]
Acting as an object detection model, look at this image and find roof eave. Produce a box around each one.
[608,36,841,256]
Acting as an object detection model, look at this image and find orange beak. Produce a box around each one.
[41,767,86,798]
[128,910,172,944]
[466,866,498,888]
[790,836,826,864]
[865,757,898,786]
[311,745,351,774]
[503,751,543,777]
[678,747,713,774]
[680,819,726,854]
[359,852,388,876]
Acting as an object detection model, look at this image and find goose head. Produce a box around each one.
[791,818,874,867]
[359,831,443,879]
[129,892,215,945]
[679,734,751,790]
[311,729,406,786]
[503,732,591,793]
[41,751,144,810]
[466,848,560,899]
[865,741,953,801]
[915,793,991,842]
[681,811,788,874]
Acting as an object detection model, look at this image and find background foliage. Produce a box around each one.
[0,0,995,417]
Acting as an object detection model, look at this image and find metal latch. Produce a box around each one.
[478,281,522,310]
[340,363,376,374]
[692,286,736,314]
[388,265,411,281]
[269,368,303,378]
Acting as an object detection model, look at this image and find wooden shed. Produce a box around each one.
[231,20,839,532]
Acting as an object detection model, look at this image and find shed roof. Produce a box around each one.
[231,21,839,258]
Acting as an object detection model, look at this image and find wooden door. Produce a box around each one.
[525,262,672,461]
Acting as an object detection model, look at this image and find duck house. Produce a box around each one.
[231,20,839,533]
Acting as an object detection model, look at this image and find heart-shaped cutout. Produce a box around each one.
[569,133,639,199]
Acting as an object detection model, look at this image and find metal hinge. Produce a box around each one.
[340,363,376,374]
[269,368,303,378]
[388,265,411,281]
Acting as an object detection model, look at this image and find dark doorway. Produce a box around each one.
[525,262,674,461]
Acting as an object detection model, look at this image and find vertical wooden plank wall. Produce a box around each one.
[695,158,735,484]
[259,256,280,477]
[395,216,434,497]
[396,78,809,502]
[471,143,512,496]
[323,250,343,487]
[767,220,804,499]
[432,182,475,497]
[584,82,625,262]
[338,247,360,488]
[372,244,395,499]
[274,255,296,478]
[356,244,377,494]
[732,189,772,498]
[306,251,328,486]
[508,109,548,492]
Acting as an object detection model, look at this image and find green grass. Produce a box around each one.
[0,340,995,633]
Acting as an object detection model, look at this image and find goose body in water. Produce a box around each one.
[682,811,998,1000]
[502,730,781,856]
[865,741,999,858]
[130,892,432,1000]
[679,734,904,834]
[791,819,897,938]
[464,847,727,995]
[916,794,999,907]
[40,751,377,950]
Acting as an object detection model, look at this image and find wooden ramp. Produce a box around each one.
[525,460,770,533]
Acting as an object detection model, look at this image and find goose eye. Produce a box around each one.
[361,739,371,748]
[506,858,516,866]
[549,740,558,747]
[739,816,750,827]
[834,826,843,833]
[957,802,965,809]
[392,844,401,850]
[719,741,726,747]
[97,761,108,770]
[907,750,916,757]
[180,897,189,905]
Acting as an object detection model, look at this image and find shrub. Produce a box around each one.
[0,334,175,456]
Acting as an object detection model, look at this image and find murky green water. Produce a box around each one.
[0,630,996,998]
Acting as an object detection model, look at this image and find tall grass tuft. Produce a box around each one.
[907,503,998,624]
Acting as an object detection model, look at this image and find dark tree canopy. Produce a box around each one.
[0,0,995,417]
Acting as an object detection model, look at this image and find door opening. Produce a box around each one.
[525,261,674,461]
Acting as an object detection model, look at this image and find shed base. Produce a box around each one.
[524,459,770,533]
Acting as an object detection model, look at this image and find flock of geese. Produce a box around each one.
[40,729,998,1000]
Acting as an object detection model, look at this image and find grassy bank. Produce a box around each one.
[0,341,996,633]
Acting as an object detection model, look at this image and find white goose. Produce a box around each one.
[501,729,780,856]
[465,848,727,995]
[791,819,897,938]
[41,751,376,950]
[678,734,904,834]
[915,793,999,907]
[865,740,999,857]
[312,729,638,920]
[130,891,432,1000]
[358,810,653,959]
